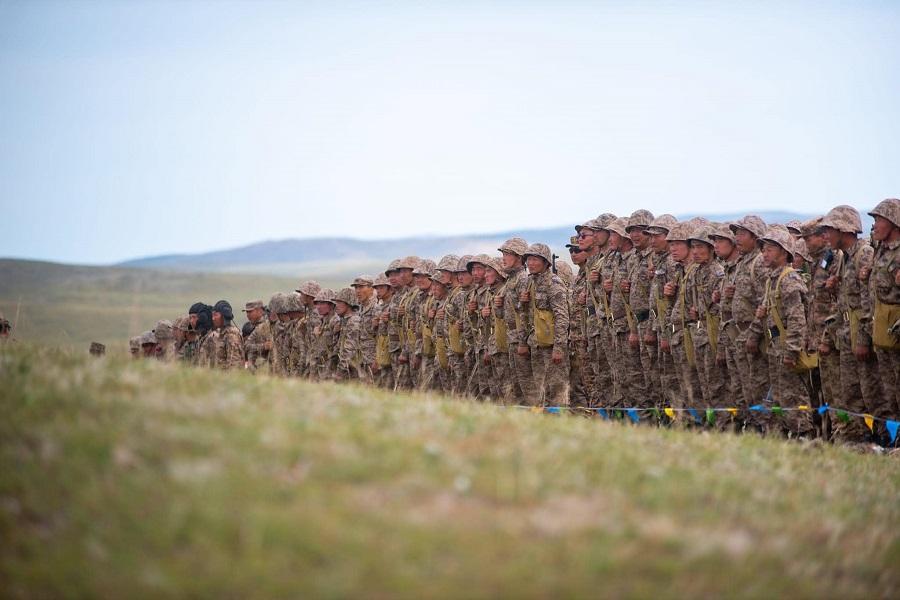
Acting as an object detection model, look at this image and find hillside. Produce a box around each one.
[116,211,851,275]
[1,346,898,598]
[0,260,322,349]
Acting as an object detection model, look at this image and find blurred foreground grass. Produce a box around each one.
[1,345,898,599]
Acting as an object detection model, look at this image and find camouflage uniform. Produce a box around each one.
[822,206,878,443]
[727,216,771,425]
[445,256,473,395]
[483,258,513,402]
[411,261,440,392]
[242,300,272,372]
[664,223,702,410]
[373,272,395,389]
[269,293,291,376]
[498,239,533,402]
[214,323,244,370]
[391,256,420,390]
[567,237,591,406]
[154,320,177,363]
[310,289,339,380]
[865,199,900,428]
[710,223,743,416]
[431,255,460,394]
[625,210,656,407]
[520,243,570,406]
[465,255,493,398]
[352,276,379,384]
[686,226,727,408]
[334,288,362,381]
[647,215,680,409]
[196,329,218,368]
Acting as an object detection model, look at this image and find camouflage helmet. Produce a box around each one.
[295,280,321,297]
[269,292,287,314]
[153,319,174,340]
[313,288,336,304]
[793,238,813,263]
[603,217,629,238]
[129,336,141,351]
[565,235,580,249]
[397,255,421,270]
[334,287,358,308]
[466,254,492,272]
[729,215,767,238]
[759,224,795,261]
[785,219,804,235]
[523,243,553,265]
[800,217,824,238]
[625,209,655,233]
[436,254,461,272]
[687,224,715,247]
[485,257,508,280]
[373,273,392,288]
[430,271,448,285]
[595,213,617,229]
[284,292,303,312]
[351,275,374,287]
[140,330,157,345]
[173,315,191,332]
[708,222,735,242]
[89,342,106,356]
[498,237,528,256]
[666,221,694,243]
[575,218,601,233]
[413,259,437,277]
[555,261,574,286]
[385,259,402,276]
[868,198,900,229]
[820,205,863,234]
[647,214,678,235]
[456,255,474,273]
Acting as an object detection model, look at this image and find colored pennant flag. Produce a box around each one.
[651,408,661,420]
[772,406,784,417]
[727,408,738,416]
[626,408,639,423]
[664,407,676,420]
[836,410,850,423]
[817,404,829,415]
[797,405,810,411]
[530,406,543,414]
[597,408,609,420]
[688,408,702,424]
[864,414,874,432]
[749,404,767,412]
[886,420,899,444]
[706,408,715,425]
[546,407,561,415]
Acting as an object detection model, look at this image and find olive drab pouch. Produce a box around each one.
[848,308,861,350]
[376,334,391,367]
[529,282,555,348]
[493,313,509,352]
[679,265,696,367]
[706,313,721,356]
[873,300,900,350]
[435,336,449,369]
[448,319,464,354]
[767,267,818,373]
[422,323,435,357]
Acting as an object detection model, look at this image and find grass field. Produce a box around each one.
[0,259,346,350]
[2,345,898,598]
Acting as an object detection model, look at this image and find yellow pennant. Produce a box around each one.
[664,407,676,420]
[727,408,738,416]
[797,405,810,411]
[530,406,543,414]
[864,415,874,432]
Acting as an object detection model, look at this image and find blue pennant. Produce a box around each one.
[546,407,561,414]
[626,408,639,423]
[597,408,609,420]
[688,408,702,423]
[749,404,767,412]
[887,420,899,444]
[817,404,829,415]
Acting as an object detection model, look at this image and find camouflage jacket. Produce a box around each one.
[628,247,655,323]
[649,250,677,339]
[214,323,244,370]
[311,312,340,379]
[195,330,218,368]
[570,267,587,343]
[501,266,529,346]
[335,312,361,379]
[758,266,808,356]
[609,249,632,333]
[836,238,874,350]
[446,285,470,355]
[466,284,491,355]
[584,251,609,338]
[685,259,725,348]
[484,281,506,355]
[388,286,409,353]
[807,247,841,351]
[244,318,271,371]
[271,321,290,376]
[521,269,569,353]
[357,296,379,368]
[731,248,768,335]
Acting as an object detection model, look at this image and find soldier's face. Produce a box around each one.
[315,302,333,316]
[803,232,825,253]
[355,285,373,302]
[301,294,315,307]
[821,226,841,249]
[457,271,473,287]
[761,242,787,267]
[189,314,198,329]
[668,241,690,262]
[387,271,401,287]
[484,268,498,285]
[431,282,447,299]
[470,264,485,284]
[629,228,650,249]
[577,229,596,250]
[212,312,224,328]
[375,285,390,300]
[594,230,610,247]
[335,301,350,316]
[690,241,712,264]
[500,251,520,270]
[734,228,757,253]
[607,232,622,251]
[570,249,586,266]
[526,255,547,274]
[872,215,897,242]
[415,274,433,291]
[247,307,263,322]
[792,254,806,269]
[278,313,291,322]
[712,237,735,260]
[398,268,414,285]
[650,231,669,252]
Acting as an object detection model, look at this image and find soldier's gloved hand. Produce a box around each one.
[711,290,721,304]
[602,279,613,292]
[755,305,767,319]
[745,337,759,355]
[663,282,676,297]
[577,291,586,305]
[854,344,871,362]
[628,332,640,349]
[481,306,491,318]
[688,306,699,321]
[517,343,530,356]
[551,349,563,364]
[519,290,530,302]
[493,296,503,308]
[660,339,671,353]
[589,270,600,284]
[724,284,736,299]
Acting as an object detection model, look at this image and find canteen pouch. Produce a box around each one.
[435,336,449,368]
[376,334,391,367]
[422,323,435,357]
[493,314,509,352]
[530,288,555,348]
[873,300,900,350]
[448,320,464,354]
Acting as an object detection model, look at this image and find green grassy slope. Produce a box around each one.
[0,259,345,350]
[2,346,898,598]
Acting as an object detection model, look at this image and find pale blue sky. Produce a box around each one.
[1,0,898,264]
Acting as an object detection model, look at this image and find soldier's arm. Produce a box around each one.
[857,245,876,346]
[551,281,570,354]
[782,275,807,355]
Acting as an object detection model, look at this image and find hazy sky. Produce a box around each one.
[2,0,898,264]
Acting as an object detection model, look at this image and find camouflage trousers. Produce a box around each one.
[448,352,467,396]
[487,351,514,403]
[416,356,440,392]
[874,348,900,427]
[719,333,744,409]
[693,337,727,407]
[569,340,590,407]
[511,346,534,402]
[612,330,647,408]
[529,346,569,407]
[638,321,661,406]
[833,328,880,444]
[591,329,619,407]
[670,330,700,410]
[733,326,770,428]
[767,344,815,438]
[375,364,393,389]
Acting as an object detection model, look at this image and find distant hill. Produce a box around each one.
[118,210,853,275]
